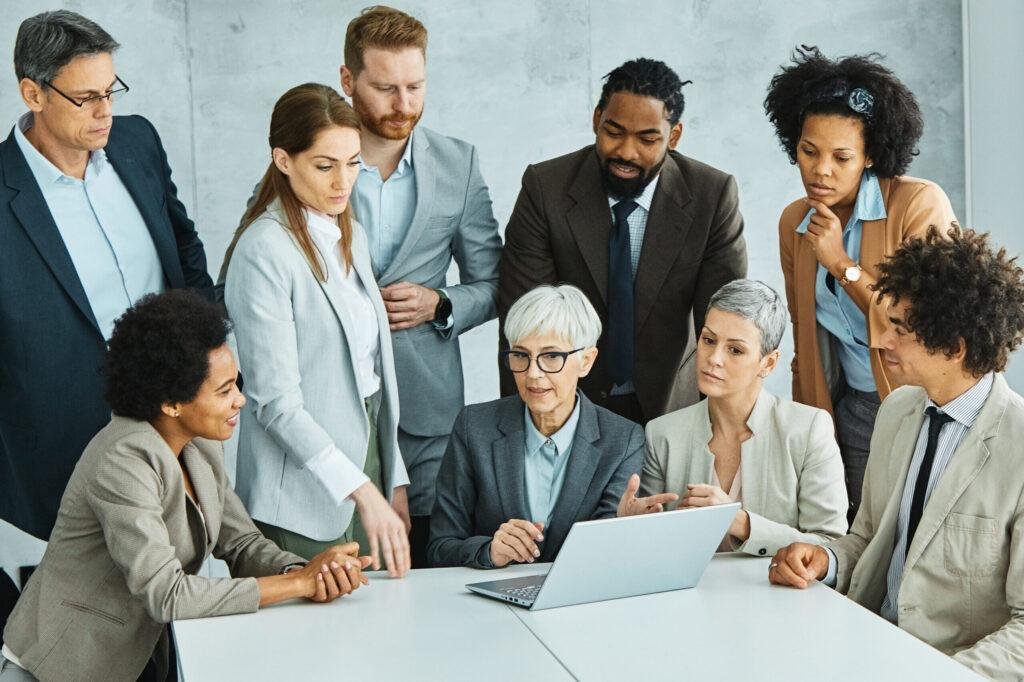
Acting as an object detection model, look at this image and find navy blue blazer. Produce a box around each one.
[0,114,213,539]
[427,392,644,568]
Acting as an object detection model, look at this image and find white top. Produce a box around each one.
[1,643,24,668]
[306,209,381,399]
[710,465,742,552]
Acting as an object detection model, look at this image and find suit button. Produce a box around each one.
[758,548,767,556]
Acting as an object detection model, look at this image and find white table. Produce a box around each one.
[174,555,981,681]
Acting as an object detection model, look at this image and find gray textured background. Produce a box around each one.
[0,0,965,404]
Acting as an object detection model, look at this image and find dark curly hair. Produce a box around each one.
[764,46,923,177]
[874,227,1024,377]
[104,290,232,421]
[597,58,690,125]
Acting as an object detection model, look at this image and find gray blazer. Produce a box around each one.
[381,128,502,514]
[642,389,848,557]
[428,393,644,568]
[828,375,1024,678]
[224,204,409,541]
[2,416,304,682]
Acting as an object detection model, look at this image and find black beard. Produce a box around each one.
[599,155,664,200]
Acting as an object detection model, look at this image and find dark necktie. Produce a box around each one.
[607,200,638,386]
[905,406,955,555]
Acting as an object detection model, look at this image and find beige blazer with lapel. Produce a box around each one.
[828,375,1024,678]
[2,416,304,682]
[641,389,848,557]
[778,176,958,415]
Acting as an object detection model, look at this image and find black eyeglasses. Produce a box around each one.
[500,348,584,374]
[44,75,129,108]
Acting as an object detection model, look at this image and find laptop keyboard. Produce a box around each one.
[502,584,543,601]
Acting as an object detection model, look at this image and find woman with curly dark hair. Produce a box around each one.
[1,291,370,682]
[765,46,959,521]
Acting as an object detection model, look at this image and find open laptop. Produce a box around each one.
[466,502,739,610]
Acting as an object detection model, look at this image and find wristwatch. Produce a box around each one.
[840,264,863,287]
[433,289,452,323]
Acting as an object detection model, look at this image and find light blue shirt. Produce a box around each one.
[13,114,165,340]
[351,132,417,278]
[523,396,581,526]
[606,176,659,396]
[796,171,886,392]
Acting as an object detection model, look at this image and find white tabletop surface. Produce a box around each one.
[173,555,981,681]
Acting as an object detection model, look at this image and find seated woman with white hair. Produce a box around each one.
[427,284,653,568]
[619,279,848,556]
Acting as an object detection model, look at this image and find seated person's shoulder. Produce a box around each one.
[591,402,643,437]
[644,403,699,446]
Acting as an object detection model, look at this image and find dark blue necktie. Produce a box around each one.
[905,406,955,556]
[607,200,638,386]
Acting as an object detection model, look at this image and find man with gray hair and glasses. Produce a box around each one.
[0,9,214,632]
[428,284,668,568]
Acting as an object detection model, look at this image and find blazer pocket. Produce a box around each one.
[424,215,457,232]
[60,599,127,626]
[943,512,998,577]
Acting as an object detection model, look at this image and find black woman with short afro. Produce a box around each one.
[766,46,959,522]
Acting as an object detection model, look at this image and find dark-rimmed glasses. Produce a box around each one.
[44,75,129,108]
[500,348,583,374]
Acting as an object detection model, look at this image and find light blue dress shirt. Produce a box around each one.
[351,132,417,278]
[796,171,886,392]
[523,395,582,526]
[606,175,659,396]
[13,114,165,340]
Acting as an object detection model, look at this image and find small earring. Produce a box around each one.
[173,410,180,417]
[759,372,767,378]
[866,162,873,168]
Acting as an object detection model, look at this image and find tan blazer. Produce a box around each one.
[778,176,958,415]
[3,416,304,682]
[828,375,1024,678]
[641,390,848,557]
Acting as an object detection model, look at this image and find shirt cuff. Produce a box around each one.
[305,444,370,506]
[823,548,839,587]
[476,540,495,569]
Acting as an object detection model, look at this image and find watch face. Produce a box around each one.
[845,266,862,283]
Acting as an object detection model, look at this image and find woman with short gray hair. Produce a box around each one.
[428,284,666,568]
[619,279,848,556]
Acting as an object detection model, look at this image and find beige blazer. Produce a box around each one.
[641,390,848,557]
[3,416,304,682]
[828,375,1024,678]
[778,176,958,415]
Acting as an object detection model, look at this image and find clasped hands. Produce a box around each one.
[297,543,373,603]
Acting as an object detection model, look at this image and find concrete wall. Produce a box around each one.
[0,0,965,570]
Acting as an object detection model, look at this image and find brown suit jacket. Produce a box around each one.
[778,176,958,415]
[499,146,747,421]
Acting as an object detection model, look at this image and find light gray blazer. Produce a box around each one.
[2,416,304,682]
[380,128,502,514]
[224,203,409,541]
[828,374,1024,678]
[642,389,848,557]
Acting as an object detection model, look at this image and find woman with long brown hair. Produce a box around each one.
[222,83,411,577]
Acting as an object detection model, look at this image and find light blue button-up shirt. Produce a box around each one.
[796,171,886,392]
[13,114,165,340]
[351,132,417,278]
[523,396,581,526]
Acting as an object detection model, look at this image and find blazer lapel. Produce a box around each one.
[635,156,694,333]
[566,150,613,306]
[181,442,218,553]
[378,131,434,284]
[3,133,101,334]
[104,128,184,288]
[737,390,775,515]
[492,398,529,521]
[877,405,928,549]
[544,397,602,559]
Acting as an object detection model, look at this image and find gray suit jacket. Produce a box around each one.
[827,375,1024,678]
[224,204,409,541]
[642,389,848,557]
[427,393,644,568]
[2,416,303,682]
[380,128,502,515]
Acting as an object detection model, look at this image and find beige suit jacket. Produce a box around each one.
[641,390,848,557]
[3,416,304,682]
[828,375,1024,679]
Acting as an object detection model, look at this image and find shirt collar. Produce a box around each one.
[524,393,582,458]
[304,208,341,246]
[925,372,994,428]
[607,173,660,214]
[359,129,415,177]
[795,170,887,234]
[13,112,108,184]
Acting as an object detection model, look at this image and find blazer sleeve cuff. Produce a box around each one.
[306,444,370,506]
